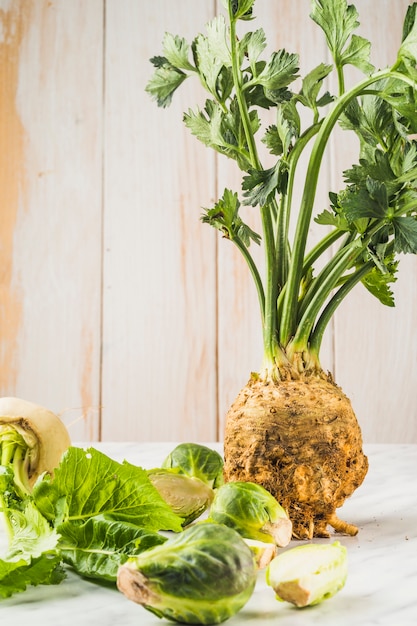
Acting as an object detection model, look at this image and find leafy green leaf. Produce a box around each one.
[339,178,388,223]
[393,217,417,253]
[6,502,60,560]
[202,189,261,245]
[0,501,64,599]
[163,33,195,71]
[242,165,281,207]
[250,49,299,91]
[340,34,374,74]
[239,29,267,74]
[314,208,349,231]
[298,63,334,111]
[398,2,417,65]
[146,59,187,108]
[310,0,374,73]
[59,518,166,582]
[193,16,231,97]
[32,447,184,532]
[0,552,64,599]
[361,257,398,306]
[224,0,255,21]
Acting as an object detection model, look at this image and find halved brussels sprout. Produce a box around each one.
[266,541,348,607]
[117,522,257,624]
[209,481,292,547]
[162,443,224,488]
[147,469,214,525]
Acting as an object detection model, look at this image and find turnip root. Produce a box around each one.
[0,397,71,492]
[223,375,368,540]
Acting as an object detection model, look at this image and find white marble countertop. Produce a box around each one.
[1,442,416,625]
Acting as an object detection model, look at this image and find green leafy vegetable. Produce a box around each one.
[0,445,184,599]
[32,446,184,532]
[147,0,417,382]
[161,442,224,488]
[209,481,292,547]
[58,518,166,582]
[117,522,257,624]
[0,500,64,599]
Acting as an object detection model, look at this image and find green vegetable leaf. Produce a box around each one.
[0,553,64,599]
[398,3,417,66]
[32,447,184,532]
[310,0,374,74]
[248,49,299,91]
[314,207,349,231]
[242,163,287,207]
[340,34,374,74]
[361,258,398,307]
[162,32,195,71]
[224,0,255,21]
[0,501,64,599]
[59,518,166,582]
[339,177,389,222]
[298,63,334,111]
[146,59,187,108]
[392,217,417,254]
[193,16,231,97]
[239,29,267,74]
[202,189,261,246]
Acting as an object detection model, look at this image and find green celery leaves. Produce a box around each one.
[310,0,374,75]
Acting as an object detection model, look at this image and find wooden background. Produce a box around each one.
[0,0,416,444]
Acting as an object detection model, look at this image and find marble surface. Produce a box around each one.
[1,442,416,625]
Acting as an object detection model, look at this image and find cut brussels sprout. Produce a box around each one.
[162,443,224,488]
[266,541,348,607]
[117,522,257,624]
[243,538,277,569]
[147,469,214,525]
[210,481,292,547]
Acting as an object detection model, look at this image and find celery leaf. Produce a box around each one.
[146,58,187,108]
[310,0,374,74]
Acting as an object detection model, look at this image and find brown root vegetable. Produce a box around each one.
[223,374,368,540]
[0,396,71,490]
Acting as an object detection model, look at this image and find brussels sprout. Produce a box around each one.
[209,481,292,547]
[266,541,348,607]
[117,522,257,624]
[147,469,214,525]
[162,443,224,488]
[243,538,277,569]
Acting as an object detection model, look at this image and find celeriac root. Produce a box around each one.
[223,374,368,539]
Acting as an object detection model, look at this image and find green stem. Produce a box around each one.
[302,228,346,275]
[277,122,323,285]
[278,68,410,347]
[229,11,281,367]
[232,236,265,323]
[290,243,359,354]
[309,261,374,358]
[0,493,13,542]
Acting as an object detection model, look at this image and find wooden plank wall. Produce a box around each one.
[0,0,415,444]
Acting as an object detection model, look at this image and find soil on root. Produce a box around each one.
[223,374,368,539]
